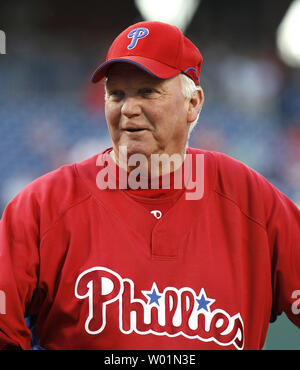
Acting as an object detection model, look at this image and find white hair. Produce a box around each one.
[179,73,203,138]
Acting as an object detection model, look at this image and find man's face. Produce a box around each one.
[105,63,192,162]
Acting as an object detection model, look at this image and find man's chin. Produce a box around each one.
[117,143,153,159]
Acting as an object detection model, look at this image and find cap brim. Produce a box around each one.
[91,56,180,83]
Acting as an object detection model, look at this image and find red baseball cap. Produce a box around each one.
[91,21,203,86]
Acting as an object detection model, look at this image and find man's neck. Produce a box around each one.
[109,149,186,177]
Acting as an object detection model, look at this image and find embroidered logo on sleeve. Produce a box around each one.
[75,266,244,349]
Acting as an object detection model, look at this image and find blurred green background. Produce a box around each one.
[265,314,300,349]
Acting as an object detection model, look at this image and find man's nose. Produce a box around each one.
[121,97,141,117]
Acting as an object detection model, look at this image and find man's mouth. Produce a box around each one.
[125,128,146,132]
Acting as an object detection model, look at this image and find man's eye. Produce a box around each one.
[109,90,124,99]
[140,88,158,97]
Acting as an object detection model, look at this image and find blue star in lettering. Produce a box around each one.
[196,288,215,312]
[142,283,162,306]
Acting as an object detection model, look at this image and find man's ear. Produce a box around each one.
[187,88,204,123]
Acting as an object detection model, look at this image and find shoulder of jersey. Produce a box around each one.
[7,153,99,231]
[189,147,275,227]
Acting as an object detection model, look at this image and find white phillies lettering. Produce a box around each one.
[74,267,244,349]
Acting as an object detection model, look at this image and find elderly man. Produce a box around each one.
[0,21,299,350]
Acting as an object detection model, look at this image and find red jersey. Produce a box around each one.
[0,147,299,350]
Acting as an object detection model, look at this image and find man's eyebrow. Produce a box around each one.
[105,79,118,87]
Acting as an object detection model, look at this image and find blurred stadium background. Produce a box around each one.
[0,0,299,349]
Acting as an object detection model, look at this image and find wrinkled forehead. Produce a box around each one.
[106,62,172,86]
